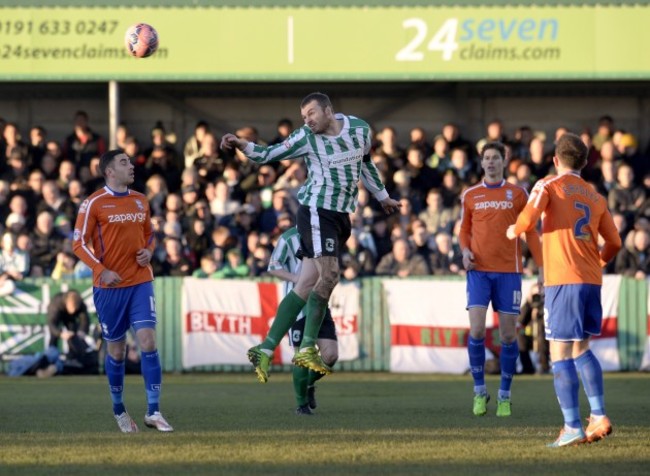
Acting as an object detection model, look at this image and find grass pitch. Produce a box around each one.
[0,372,648,475]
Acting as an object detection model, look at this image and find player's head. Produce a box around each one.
[480,141,506,182]
[300,92,334,134]
[554,132,587,171]
[100,149,135,186]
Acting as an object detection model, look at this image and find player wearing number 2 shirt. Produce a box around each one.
[508,133,621,447]
[73,150,173,434]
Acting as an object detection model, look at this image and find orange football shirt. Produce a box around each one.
[459,179,542,273]
[513,172,621,286]
[73,186,155,288]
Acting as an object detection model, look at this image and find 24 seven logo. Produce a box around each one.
[396,16,558,61]
[108,212,146,223]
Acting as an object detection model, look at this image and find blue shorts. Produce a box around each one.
[544,284,602,341]
[93,282,157,342]
[466,271,522,315]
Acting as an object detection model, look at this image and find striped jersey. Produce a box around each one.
[267,227,305,321]
[242,113,388,213]
[459,179,542,273]
[72,186,155,288]
[513,172,621,286]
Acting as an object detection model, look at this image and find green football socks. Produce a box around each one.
[292,365,310,406]
[260,290,305,352]
[300,291,328,348]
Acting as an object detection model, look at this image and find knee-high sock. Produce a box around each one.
[468,337,486,394]
[499,340,519,399]
[552,359,581,429]
[105,354,126,415]
[141,350,162,415]
[301,292,328,349]
[292,365,309,406]
[574,350,605,416]
[261,291,306,351]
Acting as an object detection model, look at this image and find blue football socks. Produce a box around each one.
[468,337,487,394]
[498,340,519,400]
[552,359,581,429]
[574,350,605,416]
[105,354,126,415]
[141,350,162,416]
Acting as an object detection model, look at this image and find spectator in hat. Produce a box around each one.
[5,212,26,235]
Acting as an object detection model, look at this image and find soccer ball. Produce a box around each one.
[125,23,159,58]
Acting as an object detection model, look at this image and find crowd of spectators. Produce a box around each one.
[0,110,649,291]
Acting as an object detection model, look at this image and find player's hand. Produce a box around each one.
[379,197,401,214]
[506,224,518,240]
[136,248,153,267]
[220,133,245,151]
[100,269,122,287]
[462,248,475,271]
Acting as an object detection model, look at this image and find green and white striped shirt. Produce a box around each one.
[243,113,389,213]
[268,227,305,321]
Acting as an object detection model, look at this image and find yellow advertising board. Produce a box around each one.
[0,6,646,80]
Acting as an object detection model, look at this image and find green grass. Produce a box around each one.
[0,373,649,475]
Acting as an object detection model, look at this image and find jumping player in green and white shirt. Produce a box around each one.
[268,225,338,415]
[221,91,400,382]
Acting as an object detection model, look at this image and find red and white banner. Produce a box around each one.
[589,275,621,371]
[385,279,482,374]
[181,278,359,369]
[385,277,619,374]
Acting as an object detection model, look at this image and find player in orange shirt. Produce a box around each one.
[459,142,542,417]
[507,132,621,447]
[73,150,173,434]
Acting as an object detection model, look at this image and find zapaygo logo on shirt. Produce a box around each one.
[474,200,514,210]
[107,212,147,223]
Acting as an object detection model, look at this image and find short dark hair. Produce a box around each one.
[99,149,125,177]
[481,141,506,159]
[555,132,588,170]
[300,92,332,111]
